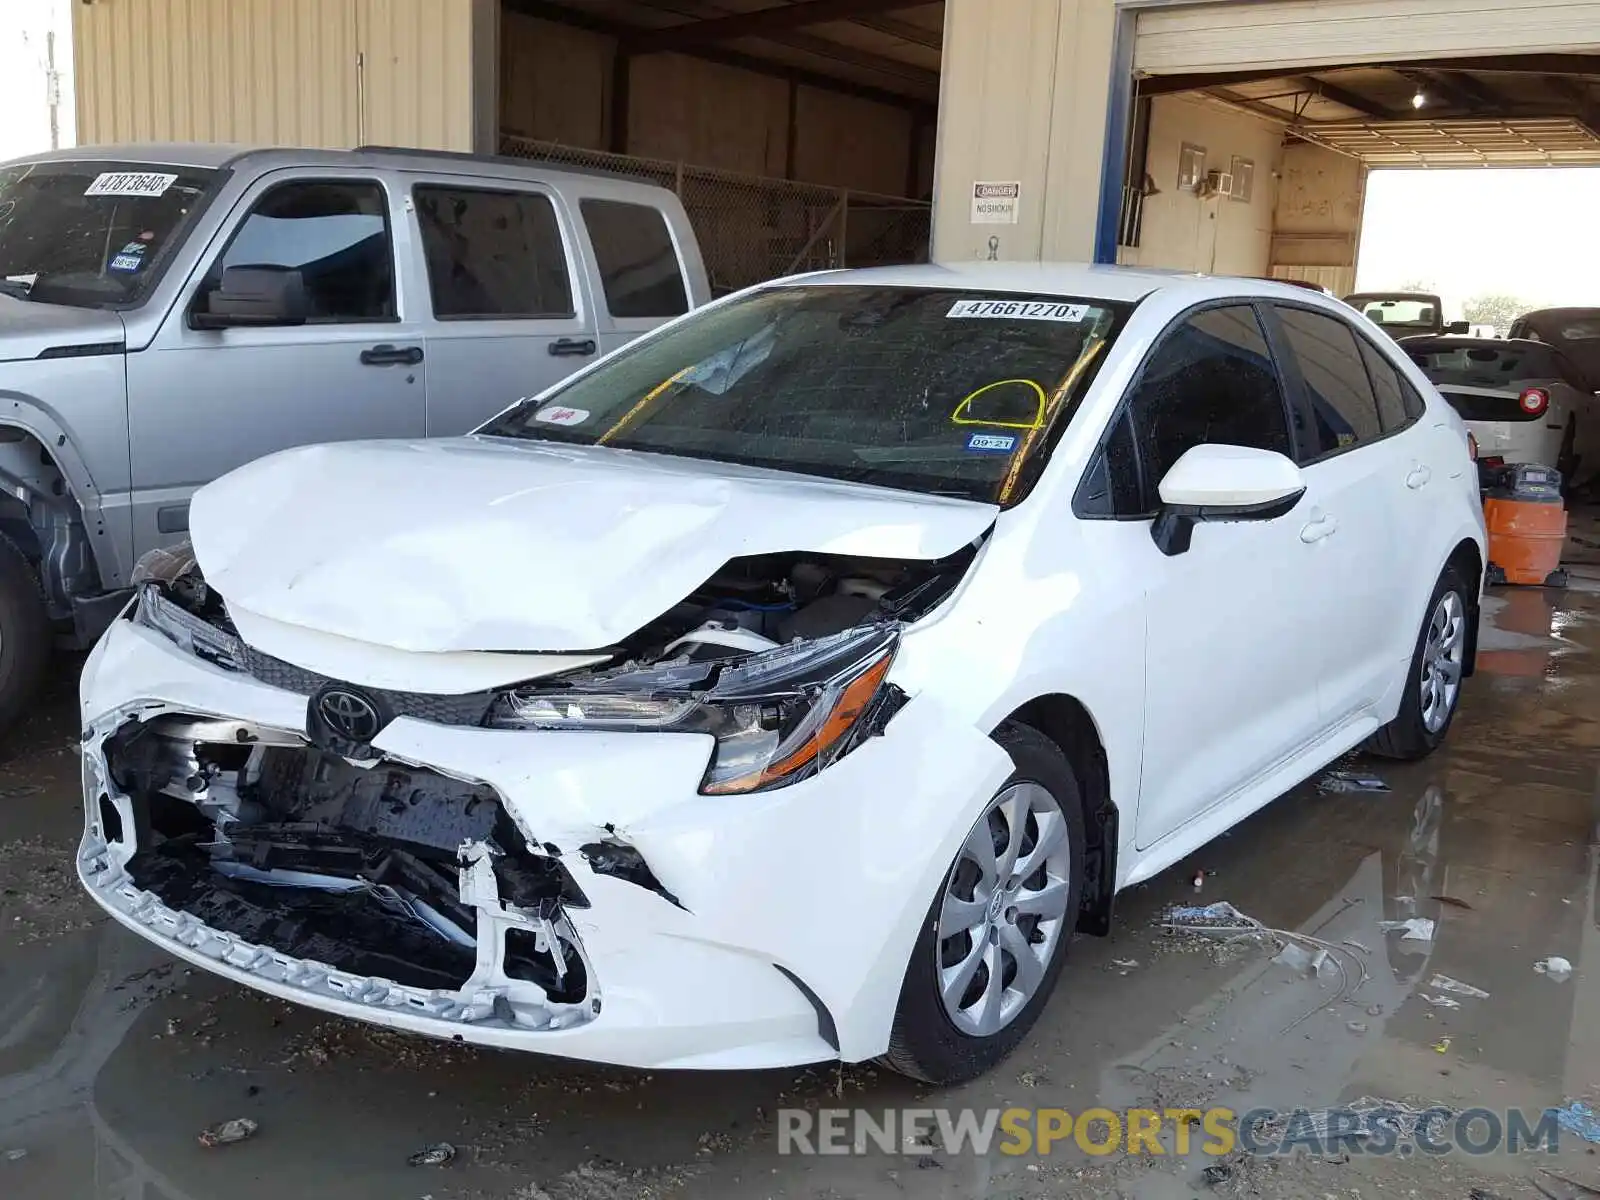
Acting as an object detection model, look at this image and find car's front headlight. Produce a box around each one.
[488,625,904,795]
[129,542,247,672]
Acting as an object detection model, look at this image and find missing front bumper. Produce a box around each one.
[80,707,600,1032]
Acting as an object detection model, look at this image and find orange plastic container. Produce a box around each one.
[1484,497,1567,585]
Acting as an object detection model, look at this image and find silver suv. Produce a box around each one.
[0,143,709,726]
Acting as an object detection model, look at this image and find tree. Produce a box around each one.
[1462,294,1528,332]
[1397,279,1437,294]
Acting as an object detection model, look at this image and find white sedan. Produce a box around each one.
[77,265,1486,1084]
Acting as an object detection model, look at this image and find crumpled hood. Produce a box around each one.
[0,295,127,363]
[189,438,998,653]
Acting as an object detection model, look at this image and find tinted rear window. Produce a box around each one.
[1406,341,1565,387]
[1436,389,1546,423]
[581,199,689,319]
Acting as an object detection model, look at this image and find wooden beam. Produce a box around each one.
[625,0,923,53]
[1299,75,1391,119]
[609,49,631,153]
[853,13,941,50]
[1205,88,1297,127]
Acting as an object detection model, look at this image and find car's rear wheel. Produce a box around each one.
[1366,565,1470,760]
[0,533,50,736]
[879,723,1084,1084]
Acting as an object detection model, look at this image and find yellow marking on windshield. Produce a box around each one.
[997,338,1108,504]
[951,379,1048,430]
[598,368,691,446]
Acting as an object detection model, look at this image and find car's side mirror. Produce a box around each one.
[1445,320,1471,335]
[190,265,309,329]
[1151,444,1307,557]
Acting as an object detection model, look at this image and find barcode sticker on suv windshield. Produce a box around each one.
[948,299,1088,322]
[84,172,178,198]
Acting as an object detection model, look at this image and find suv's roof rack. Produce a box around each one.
[350,144,645,185]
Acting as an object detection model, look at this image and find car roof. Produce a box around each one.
[1344,291,1442,303]
[769,262,1340,306]
[3,142,675,194]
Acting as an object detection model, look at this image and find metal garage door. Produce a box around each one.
[1134,0,1600,75]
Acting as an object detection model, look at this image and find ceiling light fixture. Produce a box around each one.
[1412,89,1426,109]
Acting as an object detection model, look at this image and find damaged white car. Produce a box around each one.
[78,266,1487,1083]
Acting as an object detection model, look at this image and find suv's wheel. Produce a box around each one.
[880,723,1084,1084]
[0,533,50,735]
[1366,565,1470,760]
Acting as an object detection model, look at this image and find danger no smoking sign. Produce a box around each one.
[970,181,1021,225]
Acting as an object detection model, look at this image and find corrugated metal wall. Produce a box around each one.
[73,0,482,150]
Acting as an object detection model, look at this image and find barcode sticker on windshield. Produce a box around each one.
[948,299,1088,322]
[84,172,178,198]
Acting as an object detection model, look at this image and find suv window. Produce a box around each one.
[218,179,394,323]
[414,185,573,320]
[1081,304,1290,516]
[580,199,689,319]
[1274,306,1383,457]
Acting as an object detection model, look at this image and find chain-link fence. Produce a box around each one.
[500,135,931,297]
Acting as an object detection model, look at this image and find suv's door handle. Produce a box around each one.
[1300,511,1338,544]
[1406,464,1433,490]
[360,344,424,366]
[549,338,597,358]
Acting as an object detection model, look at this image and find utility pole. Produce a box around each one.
[46,29,60,150]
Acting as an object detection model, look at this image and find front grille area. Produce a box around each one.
[243,645,497,727]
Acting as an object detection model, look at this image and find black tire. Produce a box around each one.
[879,723,1085,1085]
[0,533,50,735]
[1366,565,1470,761]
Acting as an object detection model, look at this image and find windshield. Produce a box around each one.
[0,160,219,308]
[1350,296,1440,331]
[479,285,1128,506]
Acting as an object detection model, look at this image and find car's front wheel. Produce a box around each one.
[1366,565,1470,760]
[880,723,1084,1084]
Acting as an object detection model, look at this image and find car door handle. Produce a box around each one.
[360,344,424,366]
[1300,511,1338,544]
[1406,464,1433,490]
[549,338,597,358]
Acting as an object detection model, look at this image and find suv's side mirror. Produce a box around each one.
[1151,444,1307,556]
[190,265,308,329]
[1445,320,1471,335]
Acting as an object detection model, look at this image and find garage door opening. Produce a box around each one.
[496,1,944,295]
[1356,167,1600,333]
[1108,0,1600,301]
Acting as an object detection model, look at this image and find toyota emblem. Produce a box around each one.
[315,687,383,742]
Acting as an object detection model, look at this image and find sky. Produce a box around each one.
[1357,167,1600,313]
[0,0,73,163]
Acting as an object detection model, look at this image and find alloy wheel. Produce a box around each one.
[1420,590,1466,734]
[936,782,1072,1037]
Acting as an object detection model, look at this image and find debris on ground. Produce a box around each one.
[1433,1037,1453,1054]
[1191,870,1206,890]
[1431,894,1475,910]
[3,1148,27,1163]
[1379,917,1436,941]
[1429,974,1490,999]
[1347,1020,1369,1035]
[1469,1188,1510,1200]
[1253,1097,1457,1150]
[1535,1166,1600,1197]
[1201,1160,1233,1186]
[198,1117,259,1147]
[408,1143,457,1167]
[1420,993,1462,1009]
[1110,958,1139,971]
[1535,956,1574,981]
[1317,769,1390,794]
[1548,1101,1600,1144]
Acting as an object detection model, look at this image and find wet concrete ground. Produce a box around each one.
[2,549,1600,1199]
